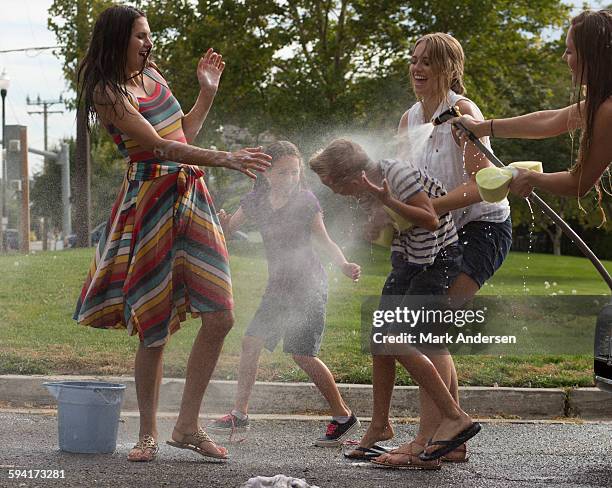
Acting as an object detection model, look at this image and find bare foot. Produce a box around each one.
[345,422,394,458]
[360,422,394,446]
[171,427,228,459]
[371,441,440,469]
[374,440,423,463]
[425,413,474,454]
[127,434,158,462]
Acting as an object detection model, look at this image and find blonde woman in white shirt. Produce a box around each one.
[355,33,512,467]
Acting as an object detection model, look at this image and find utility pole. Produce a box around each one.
[27,95,64,250]
[74,0,91,248]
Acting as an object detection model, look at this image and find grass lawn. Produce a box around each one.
[0,241,609,387]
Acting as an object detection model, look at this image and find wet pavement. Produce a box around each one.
[1,410,611,487]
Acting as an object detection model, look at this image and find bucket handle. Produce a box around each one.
[43,382,62,399]
[94,388,119,405]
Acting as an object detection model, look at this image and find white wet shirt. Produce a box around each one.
[403,90,511,230]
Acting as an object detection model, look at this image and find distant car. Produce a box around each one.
[64,222,107,248]
[594,300,612,393]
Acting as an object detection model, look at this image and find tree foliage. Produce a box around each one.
[47,0,611,255]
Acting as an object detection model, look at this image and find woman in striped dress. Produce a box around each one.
[74,5,271,462]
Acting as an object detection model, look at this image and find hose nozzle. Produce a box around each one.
[432,105,462,126]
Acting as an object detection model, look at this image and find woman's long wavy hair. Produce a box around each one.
[411,33,466,105]
[570,10,612,220]
[77,5,150,128]
[571,11,612,170]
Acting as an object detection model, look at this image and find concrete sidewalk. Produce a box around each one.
[1,374,611,419]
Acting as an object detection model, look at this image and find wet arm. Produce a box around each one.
[94,88,270,176]
[453,102,583,140]
[518,103,612,197]
[223,206,247,235]
[182,90,216,144]
[384,192,439,231]
[311,212,350,267]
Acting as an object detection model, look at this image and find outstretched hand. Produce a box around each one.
[361,171,392,203]
[341,262,362,282]
[224,146,272,179]
[197,48,226,95]
[217,209,231,234]
[509,167,534,198]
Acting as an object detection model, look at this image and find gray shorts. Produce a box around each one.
[245,284,327,356]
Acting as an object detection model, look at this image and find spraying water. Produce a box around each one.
[523,199,535,294]
[396,122,434,163]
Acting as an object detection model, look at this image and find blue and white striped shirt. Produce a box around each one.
[380,159,458,265]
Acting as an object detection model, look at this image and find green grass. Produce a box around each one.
[0,242,609,387]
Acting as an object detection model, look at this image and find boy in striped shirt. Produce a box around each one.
[309,138,460,275]
[309,138,468,468]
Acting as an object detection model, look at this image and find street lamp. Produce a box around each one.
[0,69,9,253]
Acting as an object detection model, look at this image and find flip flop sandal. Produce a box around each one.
[343,444,391,460]
[419,422,482,461]
[370,443,441,470]
[167,427,229,460]
[128,434,159,462]
[441,443,469,463]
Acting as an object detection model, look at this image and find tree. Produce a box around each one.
[48,0,594,252]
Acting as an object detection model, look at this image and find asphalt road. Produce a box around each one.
[0,410,611,488]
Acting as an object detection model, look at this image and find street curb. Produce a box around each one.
[1,374,611,419]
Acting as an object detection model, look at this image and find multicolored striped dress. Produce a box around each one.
[74,66,233,347]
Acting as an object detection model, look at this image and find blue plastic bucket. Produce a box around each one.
[44,381,126,454]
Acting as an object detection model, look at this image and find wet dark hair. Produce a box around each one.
[77,5,149,127]
[572,10,612,168]
[570,10,612,221]
[252,140,306,197]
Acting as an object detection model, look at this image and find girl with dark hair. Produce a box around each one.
[210,141,362,446]
[452,10,612,204]
[73,5,271,462]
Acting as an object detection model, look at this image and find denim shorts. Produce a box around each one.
[245,282,327,357]
[457,217,512,288]
[374,244,462,353]
[381,244,463,299]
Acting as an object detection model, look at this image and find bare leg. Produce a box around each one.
[409,274,480,448]
[412,352,453,446]
[292,355,350,417]
[172,310,234,456]
[128,343,164,461]
[134,343,165,440]
[446,272,480,404]
[234,335,265,414]
[394,348,473,445]
[354,355,396,449]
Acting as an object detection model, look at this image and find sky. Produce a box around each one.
[0,0,607,177]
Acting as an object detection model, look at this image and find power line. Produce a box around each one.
[0,46,59,54]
